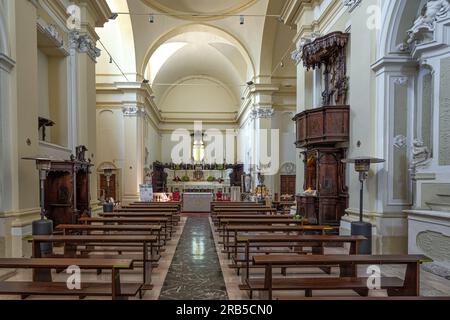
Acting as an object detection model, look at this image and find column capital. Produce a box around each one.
[69,30,101,62]
[122,105,145,117]
[250,107,274,120]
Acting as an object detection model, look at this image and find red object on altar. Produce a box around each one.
[172,191,181,202]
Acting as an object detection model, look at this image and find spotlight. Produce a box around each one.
[149,14,154,23]
[109,56,113,64]
[246,80,254,86]
[143,79,150,84]
[110,13,118,20]
[240,15,244,25]
[280,60,284,68]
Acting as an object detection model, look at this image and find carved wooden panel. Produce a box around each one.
[293,105,349,148]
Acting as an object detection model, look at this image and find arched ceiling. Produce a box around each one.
[140,0,258,20]
[147,30,248,110]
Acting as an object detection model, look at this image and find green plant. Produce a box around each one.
[207,176,216,182]
[181,175,190,182]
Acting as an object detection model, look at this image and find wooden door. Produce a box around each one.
[280,175,296,195]
[100,174,117,200]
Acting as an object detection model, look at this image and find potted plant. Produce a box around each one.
[181,175,190,182]
[207,176,216,182]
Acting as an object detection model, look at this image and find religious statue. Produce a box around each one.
[75,145,88,162]
[408,0,450,43]
[257,172,265,186]
[410,139,432,171]
[244,173,252,193]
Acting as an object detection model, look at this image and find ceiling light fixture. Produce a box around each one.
[149,14,154,23]
[240,15,245,25]
[110,13,118,20]
[109,55,113,64]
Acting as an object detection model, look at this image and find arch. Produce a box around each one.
[98,161,118,172]
[159,75,238,107]
[140,23,256,79]
[378,0,424,58]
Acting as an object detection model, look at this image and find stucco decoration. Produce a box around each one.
[280,162,296,175]
[69,30,101,61]
[250,107,274,119]
[410,139,432,171]
[393,135,407,149]
[417,230,450,262]
[407,0,450,44]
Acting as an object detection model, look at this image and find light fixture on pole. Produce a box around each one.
[342,156,385,254]
[22,156,54,254]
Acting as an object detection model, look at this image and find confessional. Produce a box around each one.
[44,146,93,228]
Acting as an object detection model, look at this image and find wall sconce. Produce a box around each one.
[342,156,385,254]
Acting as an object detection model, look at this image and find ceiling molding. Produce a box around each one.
[158,75,239,108]
[138,0,258,21]
[140,23,255,78]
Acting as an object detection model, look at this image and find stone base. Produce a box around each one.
[406,210,450,276]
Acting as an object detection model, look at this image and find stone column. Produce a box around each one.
[122,106,145,203]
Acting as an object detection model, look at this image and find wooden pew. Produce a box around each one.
[223,225,335,257]
[32,235,157,291]
[125,202,181,210]
[99,212,175,236]
[238,235,366,287]
[252,254,432,300]
[115,207,181,224]
[218,218,305,237]
[0,258,137,300]
[211,201,263,211]
[85,216,172,241]
[214,213,293,229]
[55,224,164,255]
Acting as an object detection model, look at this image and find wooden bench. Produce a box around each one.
[222,225,335,258]
[0,258,138,300]
[115,207,181,223]
[251,254,432,300]
[99,212,176,235]
[237,235,366,283]
[80,216,171,242]
[32,235,157,290]
[218,218,305,236]
[55,224,164,254]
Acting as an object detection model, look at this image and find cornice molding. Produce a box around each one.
[74,0,112,28]
[342,0,362,13]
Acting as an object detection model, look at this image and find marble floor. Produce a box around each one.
[210,218,450,299]
[159,217,228,300]
[1,215,450,300]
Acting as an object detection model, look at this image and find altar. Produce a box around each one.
[183,192,213,212]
